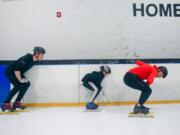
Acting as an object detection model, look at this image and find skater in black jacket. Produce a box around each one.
[82,65,111,110]
[1,47,46,112]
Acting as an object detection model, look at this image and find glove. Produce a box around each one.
[20,78,29,83]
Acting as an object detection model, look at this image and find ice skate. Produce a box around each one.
[133,104,149,114]
[128,104,154,118]
[1,103,14,112]
[84,102,101,112]
[13,102,27,110]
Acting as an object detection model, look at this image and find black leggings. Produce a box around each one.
[123,72,152,105]
[5,72,30,103]
[82,81,101,103]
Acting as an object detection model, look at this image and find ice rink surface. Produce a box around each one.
[0,104,180,135]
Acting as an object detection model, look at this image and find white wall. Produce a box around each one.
[0,0,180,60]
[24,65,79,103]
[1,0,180,103]
[23,64,180,103]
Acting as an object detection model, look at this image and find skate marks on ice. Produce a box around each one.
[0,109,30,115]
[14,109,29,113]
[128,112,154,118]
[84,108,101,112]
[0,111,19,115]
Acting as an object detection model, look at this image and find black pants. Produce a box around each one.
[123,72,152,105]
[5,70,30,103]
[82,81,101,103]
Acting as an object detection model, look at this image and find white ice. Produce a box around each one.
[0,104,180,135]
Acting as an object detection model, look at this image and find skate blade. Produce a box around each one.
[84,108,101,112]
[0,111,19,115]
[128,112,154,118]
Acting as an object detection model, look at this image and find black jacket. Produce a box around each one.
[6,53,35,77]
[82,71,105,90]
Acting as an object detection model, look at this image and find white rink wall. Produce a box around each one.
[0,0,180,60]
[1,0,180,104]
[23,64,180,103]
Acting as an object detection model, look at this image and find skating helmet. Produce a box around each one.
[158,66,168,78]
[100,65,111,74]
[33,47,46,54]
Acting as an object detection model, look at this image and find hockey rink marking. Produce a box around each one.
[24,100,180,107]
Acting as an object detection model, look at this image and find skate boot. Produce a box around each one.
[13,102,26,110]
[141,105,150,111]
[1,103,14,112]
[86,102,99,110]
[134,104,149,114]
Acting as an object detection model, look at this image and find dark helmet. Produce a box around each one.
[100,65,111,74]
[158,66,168,78]
[33,47,46,54]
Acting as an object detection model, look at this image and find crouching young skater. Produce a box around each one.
[123,60,168,114]
[81,65,111,111]
[1,47,46,112]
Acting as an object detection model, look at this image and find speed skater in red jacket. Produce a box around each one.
[123,60,168,113]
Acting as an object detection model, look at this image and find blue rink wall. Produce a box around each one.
[0,65,10,106]
[0,59,180,107]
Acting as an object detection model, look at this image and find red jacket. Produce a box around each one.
[128,60,158,85]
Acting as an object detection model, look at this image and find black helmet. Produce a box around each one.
[158,66,168,78]
[33,47,46,54]
[100,65,111,74]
